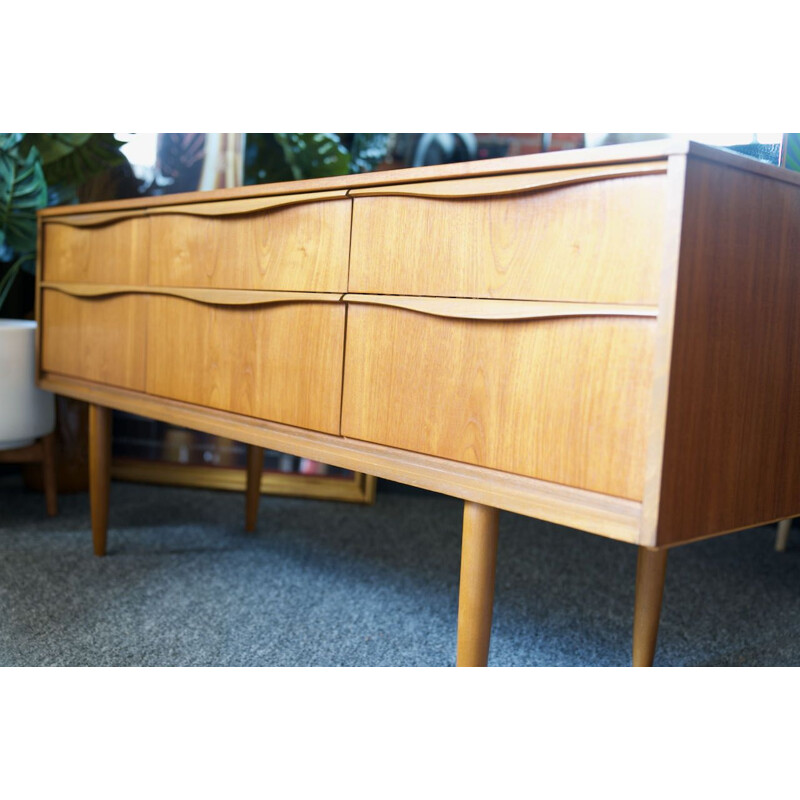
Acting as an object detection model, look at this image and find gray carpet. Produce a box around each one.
[1,473,799,666]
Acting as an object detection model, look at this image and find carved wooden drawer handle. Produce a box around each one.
[347,160,668,200]
[41,283,343,306]
[342,294,658,320]
[43,189,349,228]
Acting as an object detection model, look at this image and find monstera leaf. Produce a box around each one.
[0,145,47,254]
[1,132,129,314]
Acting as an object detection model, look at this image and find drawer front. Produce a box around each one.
[148,196,352,291]
[349,168,666,304]
[145,296,345,434]
[341,302,655,500]
[43,217,149,284]
[40,289,147,390]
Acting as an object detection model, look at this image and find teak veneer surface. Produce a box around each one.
[341,305,655,500]
[41,290,147,391]
[148,197,351,292]
[145,296,345,435]
[43,217,149,285]
[349,174,667,303]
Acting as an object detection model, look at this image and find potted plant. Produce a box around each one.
[0,133,127,453]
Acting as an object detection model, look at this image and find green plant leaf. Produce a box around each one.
[0,133,25,152]
[244,133,295,184]
[21,133,94,164]
[348,133,390,173]
[0,146,47,255]
[0,254,34,311]
[274,133,350,181]
[35,133,126,187]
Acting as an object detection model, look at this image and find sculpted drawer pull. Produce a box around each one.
[149,189,349,218]
[41,283,344,306]
[44,209,149,227]
[342,295,658,321]
[43,189,349,227]
[347,160,668,201]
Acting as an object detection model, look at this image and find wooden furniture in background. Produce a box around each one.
[110,449,377,504]
[35,140,800,666]
[0,433,58,516]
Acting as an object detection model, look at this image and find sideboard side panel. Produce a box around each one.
[656,156,800,545]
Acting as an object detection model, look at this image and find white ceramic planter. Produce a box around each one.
[0,320,55,450]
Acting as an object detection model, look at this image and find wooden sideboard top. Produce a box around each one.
[38,138,800,218]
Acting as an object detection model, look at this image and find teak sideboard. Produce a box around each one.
[35,140,800,666]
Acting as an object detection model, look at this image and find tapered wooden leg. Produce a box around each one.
[245,444,263,532]
[89,404,111,557]
[632,546,669,667]
[775,518,792,552]
[41,432,58,517]
[456,501,500,667]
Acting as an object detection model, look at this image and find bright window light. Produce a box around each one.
[116,133,158,173]
[673,133,782,146]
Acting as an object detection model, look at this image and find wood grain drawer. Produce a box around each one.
[40,289,147,390]
[148,193,352,292]
[145,295,346,434]
[348,164,667,304]
[341,300,656,500]
[42,217,149,284]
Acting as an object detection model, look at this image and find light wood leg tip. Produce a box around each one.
[775,519,791,552]
[632,546,668,667]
